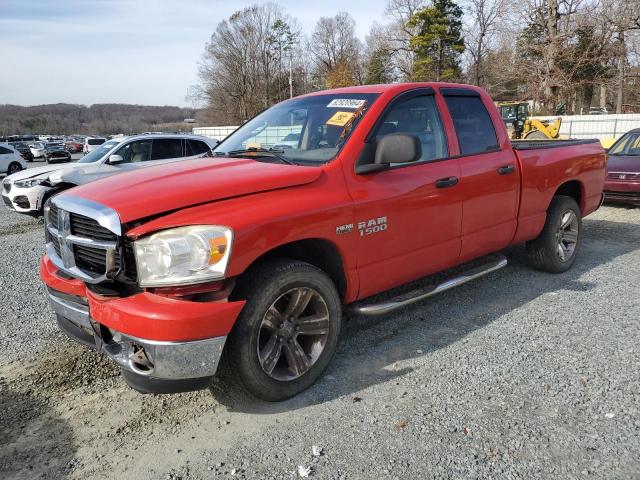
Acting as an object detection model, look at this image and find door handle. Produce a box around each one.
[497,164,515,175]
[435,176,459,188]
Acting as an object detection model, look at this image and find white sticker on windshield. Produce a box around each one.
[327,99,366,109]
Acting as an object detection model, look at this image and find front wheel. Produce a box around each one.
[224,259,341,401]
[526,195,582,273]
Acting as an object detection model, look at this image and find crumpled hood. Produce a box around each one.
[5,162,85,182]
[62,157,323,223]
[48,163,118,186]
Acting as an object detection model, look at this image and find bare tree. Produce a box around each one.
[196,3,303,123]
[309,12,363,87]
[601,0,640,112]
[462,0,507,86]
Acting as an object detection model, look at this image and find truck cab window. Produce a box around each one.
[374,95,447,164]
[444,95,499,155]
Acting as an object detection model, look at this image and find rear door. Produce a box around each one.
[149,138,187,165]
[441,88,520,262]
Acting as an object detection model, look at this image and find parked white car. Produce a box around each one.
[0,144,27,176]
[2,134,217,214]
[83,137,106,153]
[29,142,46,158]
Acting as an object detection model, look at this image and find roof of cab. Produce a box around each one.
[302,82,486,97]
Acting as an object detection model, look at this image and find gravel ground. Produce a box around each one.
[0,202,639,480]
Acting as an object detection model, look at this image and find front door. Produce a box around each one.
[346,92,463,299]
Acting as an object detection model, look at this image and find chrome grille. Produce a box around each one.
[48,204,59,230]
[71,213,118,242]
[74,244,122,274]
[607,172,640,181]
[2,179,11,194]
[45,197,121,284]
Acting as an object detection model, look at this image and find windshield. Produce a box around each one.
[609,132,640,156]
[78,140,120,163]
[214,93,380,165]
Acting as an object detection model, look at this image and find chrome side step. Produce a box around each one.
[351,254,508,316]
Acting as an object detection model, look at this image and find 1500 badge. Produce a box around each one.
[358,216,388,236]
[337,217,388,236]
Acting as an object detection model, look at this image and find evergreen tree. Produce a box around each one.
[365,47,395,84]
[407,0,465,81]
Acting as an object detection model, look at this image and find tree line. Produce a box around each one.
[0,103,197,136]
[194,0,640,124]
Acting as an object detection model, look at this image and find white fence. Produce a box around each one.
[194,125,302,148]
[198,114,640,146]
[532,114,640,142]
[192,126,238,141]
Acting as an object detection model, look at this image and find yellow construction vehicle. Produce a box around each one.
[497,101,562,140]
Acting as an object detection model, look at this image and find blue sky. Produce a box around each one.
[0,0,387,106]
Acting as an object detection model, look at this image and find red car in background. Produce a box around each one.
[65,140,83,153]
[604,128,640,206]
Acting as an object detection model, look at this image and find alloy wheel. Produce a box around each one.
[556,210,579,262]
[257,287,330,381]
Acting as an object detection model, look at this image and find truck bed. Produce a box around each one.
[512,138,601,150]
[511,138,606,244]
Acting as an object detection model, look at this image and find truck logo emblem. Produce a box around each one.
[58,209,75,269]
[358,216,388,237]
[336,224,354,235]
[619,174,626,180]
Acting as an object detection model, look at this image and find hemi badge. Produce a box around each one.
[336,224,354,235]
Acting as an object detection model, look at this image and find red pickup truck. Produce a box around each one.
[40,83,606,400]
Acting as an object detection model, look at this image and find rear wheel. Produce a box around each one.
[224,259,341,401]
[7,162,22,175]
[526,195,582,273]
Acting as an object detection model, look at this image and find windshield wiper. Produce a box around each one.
[222,147,297,165]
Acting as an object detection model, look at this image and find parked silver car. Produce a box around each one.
[2,134,218,214]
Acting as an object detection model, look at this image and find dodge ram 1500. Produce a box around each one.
[39,83,606,400]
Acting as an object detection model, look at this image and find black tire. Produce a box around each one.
[7,162,22,175]
[526,195,582,273]
[223,259,341,401]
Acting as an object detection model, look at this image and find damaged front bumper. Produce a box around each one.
[40,255,245,394]
[48,288,226,393]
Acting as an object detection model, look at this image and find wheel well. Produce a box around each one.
[554,181,583,212]
[236,239,347,298]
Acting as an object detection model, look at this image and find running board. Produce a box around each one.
[351,254,508,316]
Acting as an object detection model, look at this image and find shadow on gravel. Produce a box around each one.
[213,218,640,413]
[0,384,76,479]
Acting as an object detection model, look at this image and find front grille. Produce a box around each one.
[607,172,640,181]
[2,180,10,194]
[49,204,59,230]
[69,213,120,274]
[71,213,117,241]
[46,204,122,283]
[74,244,121,274]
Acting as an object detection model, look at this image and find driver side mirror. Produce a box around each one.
[355,134,422,174]
[108,154,124,164]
